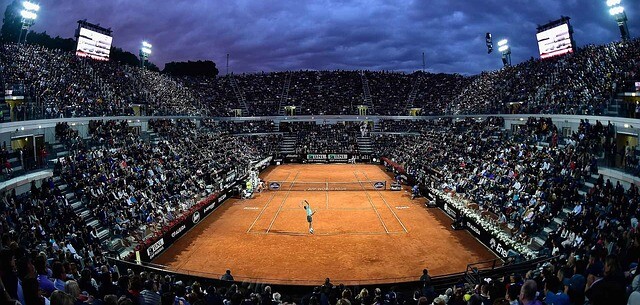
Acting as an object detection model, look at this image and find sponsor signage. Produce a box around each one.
[307,154,327,160]
[443,203,457,219]
[373,181,386,190]
[269,182,281,190]
[146,238,165,260]
[203,202,216,214]
[328,154,348,160]
[171,225,186,238]
[465,221,482,237]
[138,182,237,262]
[433,193,514,259]
[192,211,201,223]
[490,238,509,257]
[282,154,371,164]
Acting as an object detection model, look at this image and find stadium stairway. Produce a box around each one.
[360,72,374,113]
[49,137,140,259]
[356,136,373,154]
[55,176,116,254]
[6,150,23,174]
[605,98,622,116]
[146,130,160,145]
[50,143,70,161]
[229,76,250,116]
[525,142,597,251]
[527,169,627,251]
[0,103,10,123]
[405,76,422,110]
[277,73,292,116]
[279,134,297,154]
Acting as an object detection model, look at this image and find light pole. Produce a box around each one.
[18,1,39,44]
[139,41,152,69]
[607,0,630,41]
[498,39,511,67]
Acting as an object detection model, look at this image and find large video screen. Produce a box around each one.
[536,23,573,59]
[76,27,112,61]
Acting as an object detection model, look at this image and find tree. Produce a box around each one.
[163,60,218,77]
[27,31,75,51]
[110,47,140,67]
[1,0,22,42]
[146,62,160,72]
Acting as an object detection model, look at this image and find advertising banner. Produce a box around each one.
[139,183,237,262]
[433,193,514,259]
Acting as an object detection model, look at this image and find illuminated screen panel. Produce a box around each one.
[76,27,112,61]
[536,23,573,59]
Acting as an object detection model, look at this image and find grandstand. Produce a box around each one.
[1,5,640,305]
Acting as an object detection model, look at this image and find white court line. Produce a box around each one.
[361,170,408,233]
[325,178,329,209]
[247,230,397,236]
[246,171,293,233]
[353,171,389,234]
[265,171,300,233]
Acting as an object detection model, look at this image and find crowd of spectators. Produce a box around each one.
[178,76,241,117]
[452,39,640,116]
[284,71,363,115]
[234,73,288,116]
[375,117,640,304]
[280,121,367,154]
[202,120,275,134]
[1,43,201,119]
[3,38,640,119]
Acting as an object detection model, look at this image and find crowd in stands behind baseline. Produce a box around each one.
[280,121,368,154]
[2,38,640,118]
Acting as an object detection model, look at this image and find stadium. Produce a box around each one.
[0,0,638,305]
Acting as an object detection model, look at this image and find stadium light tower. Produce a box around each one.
[498,39,511,66]
[606,0,630,40]
[18,1,40,44]
[140,41,152,69]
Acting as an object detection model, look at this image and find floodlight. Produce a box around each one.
[141,47,152,55]
[142,41,152,48]
[22,1,39,11]
[606,0,621,7]
[609,6,624,15]
[20,10,37,20]
[498,45,509,52]
[497,39,508,47]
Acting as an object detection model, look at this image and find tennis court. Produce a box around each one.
[153,164,495,285]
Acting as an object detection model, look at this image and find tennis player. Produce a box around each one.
[301,200,316,234]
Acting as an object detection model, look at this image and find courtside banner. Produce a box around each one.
[282,154,302,163]
[139,182,237,262]
[304,154,370,163]
[432,192,514,259]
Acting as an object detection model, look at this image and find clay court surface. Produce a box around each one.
[153,164,495,285]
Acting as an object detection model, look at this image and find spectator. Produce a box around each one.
[519,280,541,305]
[220,270,234,282]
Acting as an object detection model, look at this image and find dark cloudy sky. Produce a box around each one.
[5,0,638,75]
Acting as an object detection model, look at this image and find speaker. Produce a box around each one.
[486,33,493,54]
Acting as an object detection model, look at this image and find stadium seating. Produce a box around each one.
[2,37,640,304]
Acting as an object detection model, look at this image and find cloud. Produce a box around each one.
[5,0,638,75]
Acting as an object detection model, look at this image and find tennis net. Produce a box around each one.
[267,181,387,191]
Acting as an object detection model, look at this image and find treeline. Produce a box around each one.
[163,60,219,77]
